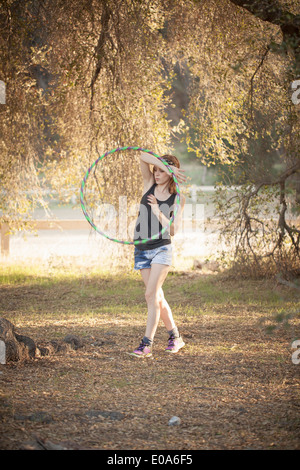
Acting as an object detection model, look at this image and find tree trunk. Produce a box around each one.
[0,318,36,362]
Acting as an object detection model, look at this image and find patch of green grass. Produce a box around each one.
[169,275,293,308]
[0,264,299,330]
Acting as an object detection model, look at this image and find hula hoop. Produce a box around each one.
[80,146,180,245]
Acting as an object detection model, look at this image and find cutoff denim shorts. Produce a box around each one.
[133,244,173,271]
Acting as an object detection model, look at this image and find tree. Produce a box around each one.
[0,0,51,229]
[0,0,173,228]
[220,0,300,276]
[164,0,300,276]
[0,0,299,276]
[228,0,300,76]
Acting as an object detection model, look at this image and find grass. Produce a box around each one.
[0,262,300,450]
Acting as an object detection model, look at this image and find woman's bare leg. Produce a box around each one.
[140,264,176,340]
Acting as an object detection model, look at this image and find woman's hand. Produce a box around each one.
[171,167,187,184]
[147,194,171,231]
[147,194,160,216]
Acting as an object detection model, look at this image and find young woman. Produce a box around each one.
[130,151,187,357]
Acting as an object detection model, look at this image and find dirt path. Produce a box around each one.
[0,271,299,450]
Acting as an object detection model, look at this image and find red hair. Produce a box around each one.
[161,154,180,194]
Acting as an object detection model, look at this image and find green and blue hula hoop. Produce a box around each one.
[80,146,180,245]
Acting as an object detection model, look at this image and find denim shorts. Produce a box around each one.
[134,244,173,271]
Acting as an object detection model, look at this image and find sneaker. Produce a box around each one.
[129,340,152,358]
[165,335,185,353]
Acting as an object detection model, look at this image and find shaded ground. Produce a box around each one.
[0,266,299,450]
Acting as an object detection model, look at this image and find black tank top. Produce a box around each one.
[134,183,176,250]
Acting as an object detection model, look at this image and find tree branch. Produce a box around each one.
[249,44,270,119]
[227,0,300,75]
[90,1,112,111]
[227,0,300,29]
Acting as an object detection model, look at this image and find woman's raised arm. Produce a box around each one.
[139,152,187,184]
